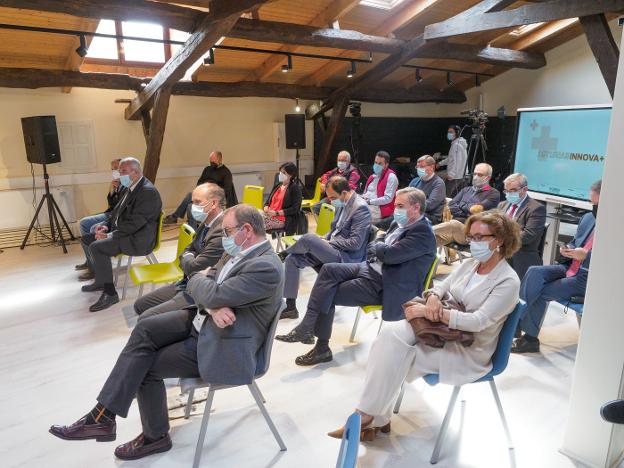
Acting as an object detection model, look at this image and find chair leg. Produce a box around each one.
[377,319,384,335]
[184,388,195,419]
[138,283,144,298]
[489,380,513,449]
[121,256,132,300]
[251,380,266,403]
[114,256,122,286]
[248,382,286,451]
[350,308,363,343]
[430,386,461,464]
[147,253,158,264]
[393,381,407,414]
[192,387,216,468]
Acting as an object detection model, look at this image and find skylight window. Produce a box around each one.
[360,0,407,9]
[122,22,165,63]
[509,22,545,37]
[86,20,118,60]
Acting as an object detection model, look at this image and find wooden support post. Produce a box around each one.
[143,87,172,183]
[140,109,152,142]
[315,97,349,178]
[580,14,620,98]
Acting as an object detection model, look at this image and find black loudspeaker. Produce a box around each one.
[285,114,306,149]
[21,115,61,165]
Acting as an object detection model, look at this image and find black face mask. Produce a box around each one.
[210,162,218,168]
[592,204,598,218]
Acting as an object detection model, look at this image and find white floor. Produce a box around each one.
[0,234,591,468]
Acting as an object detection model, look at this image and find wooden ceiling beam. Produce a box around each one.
[424,0,624,40]
[0,67,466,103]
[580,13,620,98]
[416,42,546,68]
[124,0,270,120]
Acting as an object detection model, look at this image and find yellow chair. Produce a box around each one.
[281,202,335,249]
[349,254,441,343]
[301,178,322,211]
[243,185,264,210]
[114,211,164,300]
[129,223,196,298]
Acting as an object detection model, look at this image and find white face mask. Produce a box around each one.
[112,170,121,180]
[278,172,288,183]
[469,240,495,262]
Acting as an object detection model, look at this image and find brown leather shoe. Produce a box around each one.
[49,416,116,442]
[327,421,391,442]
[114,433,172,460]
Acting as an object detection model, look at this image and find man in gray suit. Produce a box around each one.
[279,175,372,319]
[133,183,226,319]
[81,157,162,312]
[49,205,284,461]
[498,173,546,280]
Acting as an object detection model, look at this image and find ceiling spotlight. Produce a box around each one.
[75,34,88,58]
[203,48,215,66]
[347,61,356,78]
[415,68,423,83]
[475,74,481,87]
[446,71,454,87]
[295,98,301,112]
[281,54,293,73]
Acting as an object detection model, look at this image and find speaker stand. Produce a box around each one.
[295,148,301,176]
[20,164,75,254]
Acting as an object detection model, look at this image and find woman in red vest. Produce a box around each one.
[362,151,399,225]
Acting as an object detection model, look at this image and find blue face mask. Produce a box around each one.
[506,192,521,205]
[331,198,344,209]
[337,161,348,171]
[447,132,455,141]
[222,228,244,256]
[393,208,409,227]
[470,240,495,262]
[416,168,427,178]
[191,204,208,223]
[119,174,132,188]
[373,163,383,175]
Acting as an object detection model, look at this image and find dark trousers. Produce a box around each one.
[81,234,122,287]
[283,234,343,299]
[445,179,462,198]
[519,264,587,337]
[134,284,193,319]
[299,262,383,341]
[97,310,200,439]
[173,192,193,220]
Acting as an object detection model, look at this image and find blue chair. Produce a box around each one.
[393,300,526,464]
[335,412,361,468]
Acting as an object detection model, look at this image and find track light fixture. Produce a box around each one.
[281,54,293,73]
[475,74,481,87]
[446,71,454,86]
[203,48,215,66]
[295,98,301,112]
[415,68,423,83]
[347,61,356,78]
[75,34,88,58]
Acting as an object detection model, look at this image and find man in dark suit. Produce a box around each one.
[164,150,237,225]
[279,175,372,319]
[512,180,600,354]
[49,205,284,461]
[81,157,162,312]
[276,187,437,365]
[497,173,546,280]
[133,183,225,318]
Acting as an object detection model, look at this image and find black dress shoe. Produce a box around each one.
[78,270,95,282]
[275,328,315,344]
[163,214,178,225]
[75,262,89,271]
[277,250,288,262]
[295,348,333,366]
[280,306,299,320]
[89,293,120,312]
[82,283,104,292]
[49,415,116,442]
[114,433,172,460]
[511,336,540,354]
[601,400,624,424]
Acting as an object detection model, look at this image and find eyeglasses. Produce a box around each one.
[222,225,242,238]
[465,234,495,242]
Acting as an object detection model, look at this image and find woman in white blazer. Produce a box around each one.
[329,210,521,441]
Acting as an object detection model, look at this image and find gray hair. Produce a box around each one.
[119,157,142,172]
[195,183,226,208]
[590,179,602,194]
[504,173,528,188]
[111,157,122,163]
[417,155,436,166]
[337,150,351,162]
[475,162,493,177]
[227,204,265,236]
[396,187,426,212]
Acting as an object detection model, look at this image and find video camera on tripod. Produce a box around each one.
[459,109,489,176]
[461,108,489,132]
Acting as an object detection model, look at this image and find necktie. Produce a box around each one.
[508,204,518,219]
[566,233,594,278]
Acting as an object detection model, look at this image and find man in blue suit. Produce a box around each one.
[279,175,372,319]
[276,187,437,366]
[512,180,601,354]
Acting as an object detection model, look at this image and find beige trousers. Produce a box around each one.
[433,219,467,247]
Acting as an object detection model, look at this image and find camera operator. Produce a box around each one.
[438,125,468,197]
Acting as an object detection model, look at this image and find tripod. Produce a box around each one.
[20,163,75,253]
[466,130,488,175]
